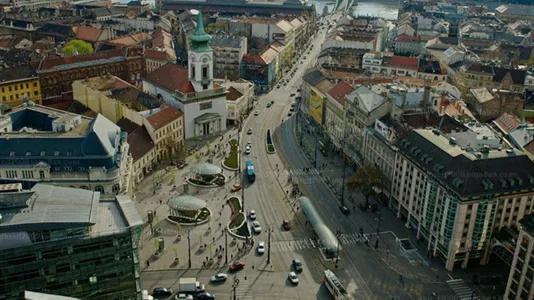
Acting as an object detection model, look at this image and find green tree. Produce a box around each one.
[62,39,94,56]
[346,164,384,208]
[169,167,176,184]
[194,152,201,161]
[153,239,159,254]
[205,23,227,34]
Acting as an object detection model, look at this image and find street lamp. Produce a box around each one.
[267,226,273,264]
[339,141,347,207]
[237,120,245,214]
[187,229,192,268]
[335,229,341,269]
[232,276,240,300]
[224,228,228,264]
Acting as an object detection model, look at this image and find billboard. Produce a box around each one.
[273,33,285,40]
[242,62,268,85]
[309,88,324,125]
[374,119,394,142]
[227,104,236,120]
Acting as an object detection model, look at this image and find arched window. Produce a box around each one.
[94,185,105,193]
[112,184,120,194]
[131,74,135,81]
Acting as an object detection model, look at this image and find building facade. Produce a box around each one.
[0,183,143,300]
[211,33,247,80]
[142,106,185,161]
[504,213,534,300]
[0,105,132,195]
[0,65,41,106]
[392,129,534,271]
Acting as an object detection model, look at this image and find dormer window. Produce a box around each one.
[40,151,45,156]
[9,151,15,157]
[66,151,72,156]
[54,151,59,156]
[26,151,31,156]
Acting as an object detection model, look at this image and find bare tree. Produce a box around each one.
[346,164,384,208]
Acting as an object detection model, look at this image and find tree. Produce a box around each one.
[205,23,227,34]
[62,39,94,56]
[195,152,201,161]
[172,246,179,259]
[169,167,176,184]
[346,164,384,208]
[153,239,160,254]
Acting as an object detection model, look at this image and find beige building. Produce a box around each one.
[393,129,534,271]
[211,33,247,80]
[504,213,534,300]
[140,105,184,162]
[217,79,254,124]
[145,49,175,74]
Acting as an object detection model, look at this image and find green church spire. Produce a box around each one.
[189,11,212,52]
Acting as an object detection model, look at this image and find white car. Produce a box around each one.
[175,294,194,300]
[252,221,261,233]
[245,148,251,155]
[210,273,228,282]
[288,272,299,285]
[254,110,260,116]
[257,242,265,254]
[249,210,256,220]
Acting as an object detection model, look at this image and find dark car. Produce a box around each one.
[153,287,173,296]
[292,259,303,272]
[266,103,272,108]
[197,292,215,300]
[283,220,291,230]
[340,205,350,215]
[229,261,245,271]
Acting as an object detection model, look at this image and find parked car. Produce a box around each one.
[288,272,299,285]
[254,110,260,116]
[249,210,256,220]
[252,221,262,233]
[153,287,173,296]
[175,294,193,300]
[210,273,228,282]
[292,259,303,272]
[257,242,265,254]
[340,205,350,215]
[288,112,292,117]
[245,147,251,155]
[266,103,272,108]
[247,128,253,135]
[231,184,242,192]
[282,220,291,230]
[290,92,296,97]
[229,261,245,271]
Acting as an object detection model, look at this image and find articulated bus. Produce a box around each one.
[245,160,256,183]
[324,269,351,300]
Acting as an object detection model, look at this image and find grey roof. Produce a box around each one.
[168,195,207,211]
[90,7,124,17]
[0,184,99,232]
[299,196,340,254]
[211,33,242,48]
[397,129,534,198]
[116,194,144,227]
[190,163,222,175]
[496,4,534,17]
[347,85,387,113]
[303,68,325,86]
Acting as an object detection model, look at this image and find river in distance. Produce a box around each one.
[310,0,400,20]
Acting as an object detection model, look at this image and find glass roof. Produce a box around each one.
[190,163,222,175]
[168,195,207,211]
[299,196,340,253]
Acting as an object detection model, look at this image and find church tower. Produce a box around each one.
[188,11,213,91]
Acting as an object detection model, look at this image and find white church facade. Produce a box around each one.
[142,11,227,139]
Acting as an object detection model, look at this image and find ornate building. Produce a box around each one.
[34,48,146,104]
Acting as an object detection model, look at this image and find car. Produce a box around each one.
[288,272,299,285]
[231,184,242,192]
[266,103,272,108]
[271,100,274,104]
[197,292,215,300]
[252,221,262,233]
[340,205,350,215]
[175,294,194,300]
[292,259,303,272]
[247,128,252,135]
[254,110,260,116]
[288,112,292,117]
[297,89,301,92]
[229,261,245,271]
[153,287,173,296]
[290,107,295,112]
[249,210,256,220]
[277,85,280,89]
[290,92,296,97]
[245,148,251,155]
[245,145,251,151]
[210,273,228,282]
[257,241,265,254]
[283,220,291,230]
[247,141,251,147]
[283,82,287,86]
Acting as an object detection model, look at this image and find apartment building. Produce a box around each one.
[0,105,131,195]
[393,129,534,271]
[211,33,247,80]
[504,213,534,300]
[0,183,143,299]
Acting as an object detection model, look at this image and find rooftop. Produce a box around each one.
[116,118,154,161]
[145,105,184,130]
[211,33,243,48]
[143,63,194,94]
[36,48,143,72]
[398,129,534,197]
[346,85,387,113]
[107,32,152,46]
[78,75,130,91]
[465,64,526,85]
[327,81,354,106]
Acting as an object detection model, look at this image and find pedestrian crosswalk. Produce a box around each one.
[234,276,253,300]
[288,168,320,177]
[271,233,368,252]
[447,279,478,300]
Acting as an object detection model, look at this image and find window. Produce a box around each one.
[89,276,97,284]
[191,64,195,78]
[26,151,31,156]
[22,170,34,178]
[200,101,212,110]
[54,151,59,156]
[25,83,29,89]
[40,151,45,156]
[9,151,15,156]
[95,185,105,193]
[34,91,38,96]
[6,170,17,178]
[39,170,45,179]
[202,66,208,78]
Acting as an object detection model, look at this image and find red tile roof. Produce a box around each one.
[493,112,520,134]
[73,26,104,42]
[145,48,172,60]
[391,55,419,71]
[143,62,194,93]
[146,105,184,130]
[396,34,420,42]
[327,81,353,106]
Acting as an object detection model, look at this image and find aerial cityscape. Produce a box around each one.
[0,0,533,299]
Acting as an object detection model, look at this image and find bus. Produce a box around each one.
[323,269,351,300]
[245,160,256,183]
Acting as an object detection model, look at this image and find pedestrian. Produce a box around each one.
[219,222,222,228]
[213,237,215,243]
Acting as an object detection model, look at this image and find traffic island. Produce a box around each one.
[222,139,239,171]
[266,129,276,154]
[226,196,251,239]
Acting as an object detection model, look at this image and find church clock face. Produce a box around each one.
[202,57,209,63]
